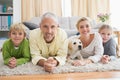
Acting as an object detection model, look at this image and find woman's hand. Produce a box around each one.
[72,60,86,66]
[72,59,93,66]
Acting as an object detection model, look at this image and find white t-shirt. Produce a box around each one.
[78,32,104,63]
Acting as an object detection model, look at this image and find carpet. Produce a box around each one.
[0,52,120,76]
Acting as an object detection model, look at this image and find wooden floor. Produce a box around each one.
[0,71,120,80]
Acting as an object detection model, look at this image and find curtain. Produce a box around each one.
[21,0,35,22]
[21,0,62,22]
[71,0,88,17]
[71,0,110,21]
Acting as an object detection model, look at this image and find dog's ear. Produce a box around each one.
[68,41,72,50]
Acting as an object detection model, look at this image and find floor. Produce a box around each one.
[0,31,120,80]
[0,71,120,80]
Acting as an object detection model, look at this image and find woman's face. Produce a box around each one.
[78,20,91,36]
[99,29,112,43]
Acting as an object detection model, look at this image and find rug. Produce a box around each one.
[0,52,120,76]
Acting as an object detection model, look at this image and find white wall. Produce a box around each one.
[13,0,21,23]
[110,0,120,28]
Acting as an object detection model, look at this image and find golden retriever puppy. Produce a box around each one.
[67,36,83,60]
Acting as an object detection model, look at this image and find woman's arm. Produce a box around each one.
[88,33,104,63]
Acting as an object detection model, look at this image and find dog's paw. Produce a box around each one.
[66,59,74,64]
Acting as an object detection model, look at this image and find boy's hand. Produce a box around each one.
[8,57,17,68]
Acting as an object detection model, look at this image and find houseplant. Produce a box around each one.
[97,13,110,22]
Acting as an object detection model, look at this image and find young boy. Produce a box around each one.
[2,23,31,68]
[99,24,117,64]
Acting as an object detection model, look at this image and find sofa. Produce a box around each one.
[23,16,98,37]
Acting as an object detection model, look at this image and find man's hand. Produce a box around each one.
[44,57,58,72]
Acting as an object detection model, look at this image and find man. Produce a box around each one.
[29,12,68,72]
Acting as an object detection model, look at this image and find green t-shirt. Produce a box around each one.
[2,39,31,66]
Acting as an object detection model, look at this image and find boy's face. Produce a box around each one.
[9,30,25,46]
[99,29,112,43]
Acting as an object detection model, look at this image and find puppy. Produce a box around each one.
[67,36,83,60]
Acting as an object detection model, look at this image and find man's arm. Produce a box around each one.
[54,29,68,65]
[29,29,47,65]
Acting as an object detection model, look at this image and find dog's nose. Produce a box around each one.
[78,45,81,50]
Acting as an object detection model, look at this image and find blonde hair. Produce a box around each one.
[98,24,113,33]
[76,17,91,30]
[9,23,26,36]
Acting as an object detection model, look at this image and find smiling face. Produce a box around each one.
[99,28,112,43]
[9,23,26,46]
[76,17,91,37]
[9,30,25,46]
[40,17,58,43]
[78,20,91,36]
[99,24,113,43]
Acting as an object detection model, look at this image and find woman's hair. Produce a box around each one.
[76,17,91,30]
[98,24,113,33]
[9,23,26,36]
[40,12,59,25]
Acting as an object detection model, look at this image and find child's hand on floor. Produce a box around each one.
[8,57,17,68]
[101,55,110,64]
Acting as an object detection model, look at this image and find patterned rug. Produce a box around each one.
[0,53,120,76]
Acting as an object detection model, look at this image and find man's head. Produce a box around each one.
[40,12,59,43]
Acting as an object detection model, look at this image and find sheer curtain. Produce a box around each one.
[21,0,110,21]
[21,0,62,21]
[71,0,88,17]
[21,0,35,22]
[71,0,110,21]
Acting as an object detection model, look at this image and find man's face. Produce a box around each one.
[40,18,58,43]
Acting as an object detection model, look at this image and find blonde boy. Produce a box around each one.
[2,23,31,68]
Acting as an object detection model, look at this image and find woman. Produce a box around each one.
[72,17,104,66]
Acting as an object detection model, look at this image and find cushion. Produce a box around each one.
[64,29,78,37]
[69,16,97,29]
[69,16,81,29]
[58,17,70,29]
[23,22,39,30]
[28,17,41,25]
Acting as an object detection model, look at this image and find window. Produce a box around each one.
[61,0,71,17]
